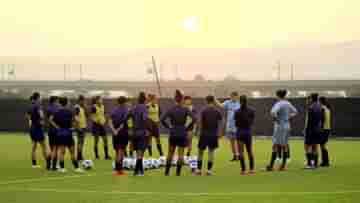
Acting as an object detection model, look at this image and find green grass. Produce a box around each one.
[1,133,360,203]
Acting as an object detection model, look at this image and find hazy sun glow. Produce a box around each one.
[183,16,199,33]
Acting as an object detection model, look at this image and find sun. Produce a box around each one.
[183,16,199,33]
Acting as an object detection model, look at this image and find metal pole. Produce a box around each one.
[152,56,162,97]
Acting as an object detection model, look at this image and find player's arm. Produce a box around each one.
[25,112,31,128]
[289,103,298,118]
[214,97,226,108]
[217,112,224,138]
[108,118,118,136]
[38,108,45,126]
[160,110,171,129]
[270,103,280,122]
[49,115,59,129]
[186,109,197,132]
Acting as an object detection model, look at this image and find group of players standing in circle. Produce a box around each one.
[26,88,332,176]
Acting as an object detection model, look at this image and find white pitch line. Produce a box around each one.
[0,172,107,186]
[3,187,360,196]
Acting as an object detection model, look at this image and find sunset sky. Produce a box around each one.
[0,0,359,80]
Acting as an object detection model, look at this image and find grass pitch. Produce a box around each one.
[0,133,360,203]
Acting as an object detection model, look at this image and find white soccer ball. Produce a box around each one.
[159,156,166,166]
[184,156,190,165]
[143,159,151,170]
[129,158,136,170]
[82,160,94,170]
[153,159,161,169]
[123,158,130,170]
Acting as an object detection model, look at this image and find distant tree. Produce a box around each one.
[223,75,238,81]
[194,74,206,82]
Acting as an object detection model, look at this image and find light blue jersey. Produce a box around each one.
[271,100,298,144]
[223,100,241,133]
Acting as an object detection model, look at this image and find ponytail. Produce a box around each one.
[240,95,248,111]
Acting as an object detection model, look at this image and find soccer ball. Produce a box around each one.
[82,160,94,170]
[143,159,151,170]
[184,156,190,165]
[129,158,136,170]
[159,156,166,166]
[123,158,130,170]
[153,159,161,169]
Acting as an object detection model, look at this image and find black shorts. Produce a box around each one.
[48,128,58,147]
[319,130,330,145]
[169,136,188,148]
[305,130,321,145]
[57,129,75,147]
[92,123,106,136]
[30,126,45,142]
[112,132,129,150]
[148,120,160,138]
[198,131,218,150]
[132,130,147,151]
[236,128,252,146]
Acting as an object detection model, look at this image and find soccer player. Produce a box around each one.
[267,90,297,171]
[90,96,111,160]
[74,95,87,161]
[235,95,256,175]
[304,93,323,169]
[129,92,149,176]
[196,95,222,176]
[319,96,331,167]
[184,96,198,157]
[216,91,241,161]
[26,92,51,170]
[50,97,84,173]
[46,96,60,170]
[146,94,164,157]
[161,89,196,176]
[109,96,130,176]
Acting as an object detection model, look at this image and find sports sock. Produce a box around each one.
[134,159,140,175]
[139,159,144,174]
[32,160,37,166]
[207,161,213,171]
[124,150,128,157]
[165,160,171,176]
[287,147,291,159]
[186,152,191,157]
[104,146,109,159]
[115,161,122,171]
[129,150,134,157]
[281,151,288,168]
[249,155,254,170]
[176,162,182,176]
[77,152,83,161]
[314,153,319,167]
[306,153,312,166]
[72,160,79,169]
[269,152,277,168]
[321,149,329,165]
[239,157,246,172]
[148,145,153,157]
[197,160,203,170]
[60,161,65,169]
[156,144,163,156]
[46,157,51,170]
[94,147,99,159]
[52,158,57,170]
[278,148,282,159]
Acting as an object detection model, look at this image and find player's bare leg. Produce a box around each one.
[101,135,111,160]
[207,149,215,176]
[196,149,204,176]
[31,141,40,168]
[39,141,51,170]
[93,135,100,159]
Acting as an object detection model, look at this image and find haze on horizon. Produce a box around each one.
[0,0,359,81]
